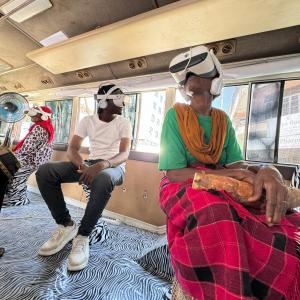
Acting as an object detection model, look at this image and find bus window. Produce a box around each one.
[133,90,166,153]
[46,99,73,145]
[78,96,96,147]
[246,82,281,162]
[213,85,249,151]
[278,80,300,164]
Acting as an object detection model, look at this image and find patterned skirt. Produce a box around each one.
[160,176,300,300]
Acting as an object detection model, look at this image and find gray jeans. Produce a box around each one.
[36,160,124,236]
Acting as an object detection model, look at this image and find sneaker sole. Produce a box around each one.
[67,259,89,272]
[38,227,78,256]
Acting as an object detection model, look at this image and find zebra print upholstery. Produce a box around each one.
[291,165,300,212]
[136,237,174,300]
[2,166,34,207]
[82,184,110,245]
[0,192,171,299]
[136,243,174,282]
[291,165,300,189]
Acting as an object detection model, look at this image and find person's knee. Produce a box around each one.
[92,172,114,192]
[36,163,55,184]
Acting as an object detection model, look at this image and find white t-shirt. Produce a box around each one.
[74,114,132,160]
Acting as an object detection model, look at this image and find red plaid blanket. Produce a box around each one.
[160,174,300,299]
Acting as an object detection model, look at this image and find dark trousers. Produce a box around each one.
[36,160,124,236]
[0,171,9,211]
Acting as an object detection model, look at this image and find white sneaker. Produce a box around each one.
[67,235,89,271]
[38,223,78,256]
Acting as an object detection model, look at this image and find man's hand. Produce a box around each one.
[77,161,109,185]
[248,167,288,225]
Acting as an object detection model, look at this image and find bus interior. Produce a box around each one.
[0,0,300,299]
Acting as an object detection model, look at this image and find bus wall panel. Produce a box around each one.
[27,150,166,226]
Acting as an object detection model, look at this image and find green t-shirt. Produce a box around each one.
[159,108,243,170]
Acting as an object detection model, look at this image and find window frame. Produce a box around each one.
[226,77,300,167]
[45,98,74,150]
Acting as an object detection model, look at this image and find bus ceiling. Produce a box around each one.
[0,0,299,93]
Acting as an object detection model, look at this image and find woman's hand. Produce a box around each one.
[248,167,288,225]
[228,169,256,185]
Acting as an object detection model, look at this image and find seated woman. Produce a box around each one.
[159,45,300,299]
[3,106,54,206]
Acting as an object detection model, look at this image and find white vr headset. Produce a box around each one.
[94,85,128,109]
[27,106,51,121]
[169,45,223,96]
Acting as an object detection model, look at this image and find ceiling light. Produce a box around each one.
[40,31,68,47]
[0,0,52,23]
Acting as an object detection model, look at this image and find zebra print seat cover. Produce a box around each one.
[291,165,300,212]
[136,238,174,300]
[83,184,110,245]
[291,165,300,189]
[136,243,174,282]
[2,166,34,207]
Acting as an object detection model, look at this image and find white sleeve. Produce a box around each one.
[119,119,132,139]
[74,117,88,138]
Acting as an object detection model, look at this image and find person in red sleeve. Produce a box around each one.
[3,105,54,206]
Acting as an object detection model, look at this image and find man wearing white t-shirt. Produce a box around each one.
[36,83,132,271]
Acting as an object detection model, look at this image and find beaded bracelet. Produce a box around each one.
[105,160,112,168]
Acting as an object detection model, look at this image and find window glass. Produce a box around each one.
[133,91,166,153]
[176,85,249,152]
[0,121,8,144]
[246,82,281,162]
[175,89,186,103]
[78,97,96,147]
[45,99,73,144]
[18,116,31,140]
[122,94,138,143]
[278,80,300,164]
[18,101,44,141]
[213,85,249,151]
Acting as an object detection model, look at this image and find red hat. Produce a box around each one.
[39,105,52,115]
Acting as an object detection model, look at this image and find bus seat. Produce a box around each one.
[3,166,34,207]
[290,165,300,212]
[82,184,109,245]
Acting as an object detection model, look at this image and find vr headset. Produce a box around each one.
[27,106,51,121]
[169,45,223,96]
[94,85,128,109]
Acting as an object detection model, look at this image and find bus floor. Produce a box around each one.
[0,192,172,300]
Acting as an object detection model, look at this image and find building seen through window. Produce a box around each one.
[133,90,166,153]
[278,80,300,164]
[246,82,280,162]
[213,85,249,152]
[46,99,73,145]
[78,97,96,147]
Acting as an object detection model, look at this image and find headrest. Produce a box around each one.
[169,45,219,85]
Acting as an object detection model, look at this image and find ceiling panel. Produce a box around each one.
[26,0,300,74]
[14,0,163,41]
[0,0,9,6]
[0,21,40,69]
[157,0,179,6]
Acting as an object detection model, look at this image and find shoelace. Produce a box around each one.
[71,239,86,254]
[50,227,65,241]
